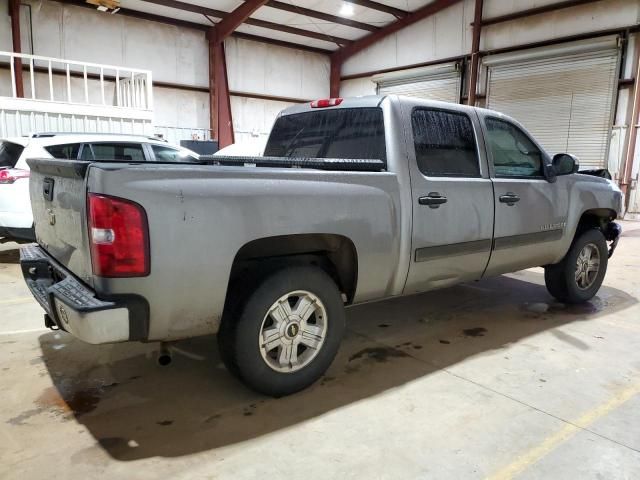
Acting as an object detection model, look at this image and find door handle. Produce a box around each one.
[419,192,447,208]
[43,178,54,202]
[499,192,520,205]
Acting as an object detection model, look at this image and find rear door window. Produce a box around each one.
[0,141,25,168]
[264,108,386,163]
[411,108,480,177]
[45,143,80,160]
[87,143,146,161]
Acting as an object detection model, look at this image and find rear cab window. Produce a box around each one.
[45,143,81,160]
[0,141,25,169]
[264,107,387,164]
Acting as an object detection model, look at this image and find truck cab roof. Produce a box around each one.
[279,94,511,122]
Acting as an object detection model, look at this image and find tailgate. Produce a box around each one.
[27,158,94,286]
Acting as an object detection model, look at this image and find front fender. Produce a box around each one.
[552,175,622,264]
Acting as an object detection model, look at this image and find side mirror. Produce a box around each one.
[552,153,579,176]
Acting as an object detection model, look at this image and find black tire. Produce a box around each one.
[217,310,240,379]
[544,229,608,304]
[217,272,268,379]
[218,266,345,397]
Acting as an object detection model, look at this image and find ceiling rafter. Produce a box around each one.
[265,1,379,32]
[243,17,354,45]
[138,0,353,46]
[57,0,333,54]
[330,0,463,96]
[139,0,226,19]
[344,0,408,19]
[334,0,462,61]
[212,0,269,42]
[476,0,605,26]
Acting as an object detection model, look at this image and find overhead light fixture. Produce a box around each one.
[339,2,354,17]
[86,0,120,13]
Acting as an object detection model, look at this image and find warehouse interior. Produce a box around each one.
[2,0,640,478]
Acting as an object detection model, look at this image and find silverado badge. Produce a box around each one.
[540,222,566,231]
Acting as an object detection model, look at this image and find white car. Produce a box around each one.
[0,133,199,241]
[214,138,267,157]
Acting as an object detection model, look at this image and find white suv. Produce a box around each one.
[0,133,199,241]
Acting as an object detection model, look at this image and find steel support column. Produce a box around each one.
[9,0,24,98]
[621,38,640,205]
[467,0,483,105]
[207,0,269,147]
[208,33,234,147]
[330,55,342,98]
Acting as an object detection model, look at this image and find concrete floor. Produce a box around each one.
[1,223,640,479]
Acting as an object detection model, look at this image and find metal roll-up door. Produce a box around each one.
[373,62,462,103]
[484,37,621,168]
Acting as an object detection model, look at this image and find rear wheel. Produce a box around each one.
[544,229,608,304]
[218,266,345,397]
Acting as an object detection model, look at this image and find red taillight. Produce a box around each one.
[310,98,343,108]
[88,193,149,277]
[0,168,30,184]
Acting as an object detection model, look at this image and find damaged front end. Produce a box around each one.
[603,222,622,258]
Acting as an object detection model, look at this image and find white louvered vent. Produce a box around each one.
[374,63,461,104]
[485,42,620,169]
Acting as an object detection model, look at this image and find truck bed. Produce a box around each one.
[27,157,402,341]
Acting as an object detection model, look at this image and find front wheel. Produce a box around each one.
[218,266,345,397]
[544,229,608,304]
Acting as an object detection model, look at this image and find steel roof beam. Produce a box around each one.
[266,1,379,32]
[242,17,353,45]
[57,0,332,53]
[139,0,351,46]
[213,0,269,42]
[477,0,604,27]
[344,0,407,19]
[334,0,462,62]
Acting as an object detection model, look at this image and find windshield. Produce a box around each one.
[264,107,386,163]
[0,141,25,169]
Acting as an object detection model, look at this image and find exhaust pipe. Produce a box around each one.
[158,342,173,366]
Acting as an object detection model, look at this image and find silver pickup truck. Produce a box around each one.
[21,95,622,396]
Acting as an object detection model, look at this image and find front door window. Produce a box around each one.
[484,118,543,177]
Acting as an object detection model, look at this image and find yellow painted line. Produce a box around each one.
[0,328,48,336]
[601,319,640,333]
[0,296,33,306]
[486,383,640,480]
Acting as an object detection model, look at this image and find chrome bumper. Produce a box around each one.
[20,244,146,344]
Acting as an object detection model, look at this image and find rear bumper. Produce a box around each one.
[20,244,149,344]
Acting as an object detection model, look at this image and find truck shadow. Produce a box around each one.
[0,247,20,264]
[36,270,636,461]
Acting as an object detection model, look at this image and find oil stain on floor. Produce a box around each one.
[348,347,409,363]
[462,327,487,337]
